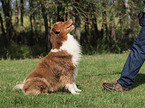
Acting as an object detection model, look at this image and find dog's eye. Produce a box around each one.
[55,31,60,34]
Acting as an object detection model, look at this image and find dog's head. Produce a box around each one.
[50,19,75,49]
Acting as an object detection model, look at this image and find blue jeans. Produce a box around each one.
[117,26,145,88]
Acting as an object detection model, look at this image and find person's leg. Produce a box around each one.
[117,26,145,88]
[103,26,145,91]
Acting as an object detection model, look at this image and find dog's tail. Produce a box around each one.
[14,84,24,89]
[14,79,26,90]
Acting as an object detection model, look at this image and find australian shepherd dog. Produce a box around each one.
[15,19,82,95]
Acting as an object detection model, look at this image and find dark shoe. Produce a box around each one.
[102,82,130,91]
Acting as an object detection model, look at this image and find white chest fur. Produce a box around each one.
[51,34,81,66]
[60,34,81,67]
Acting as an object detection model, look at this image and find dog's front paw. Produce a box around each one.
[75,88,82,92]
[65,84,81,95]
[71,92,80,95]
[73,83,82,92]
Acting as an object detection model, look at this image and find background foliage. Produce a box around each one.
[0,0,144,59]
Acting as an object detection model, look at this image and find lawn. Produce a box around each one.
[0,54,145,108]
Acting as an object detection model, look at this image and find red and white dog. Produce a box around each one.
[15,19,81,95]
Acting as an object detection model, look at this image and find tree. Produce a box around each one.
[15,0,19,26]
[75,15,81,41]
[1,0,14,46]
[90,2,100,47]
[110,0,116,41]
[41,1,51,52]
[125,0,131,29]
[29,0,34,46]
[101,0,109,43]
[0,13,5,35]
[74,1,81,41]
[20,0,24,32]
[125,0,133,39]
[56,1,65,21]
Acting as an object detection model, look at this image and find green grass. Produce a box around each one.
[0,54,145,108]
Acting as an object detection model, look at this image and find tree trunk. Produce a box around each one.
[29,0,34,46]
[125,0,131,29]
[125,0,132,38]
[101,0,109,42]
[15,0,19,26]
[56,1,64,21]
[111,15,116,41]
[75,15,81,41]
[1,0,14,45]
[110,0,116,41]
[81,18,89,45]
[20,0,24,32]
[118,0,125,39]
[41,2,51,52]
[91,15,99,47]
[90,2,100,47]
[0,13,5,35]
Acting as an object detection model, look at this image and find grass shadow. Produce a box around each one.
[132,73,145,89]
[112,73,145,89]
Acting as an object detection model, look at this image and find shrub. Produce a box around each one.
[7,43,31,59]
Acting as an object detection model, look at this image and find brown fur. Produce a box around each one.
[22,19,77,95]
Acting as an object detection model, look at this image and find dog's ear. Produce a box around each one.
[50,30,55,36]
[52,28,60,35]
[51,22,62,35]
